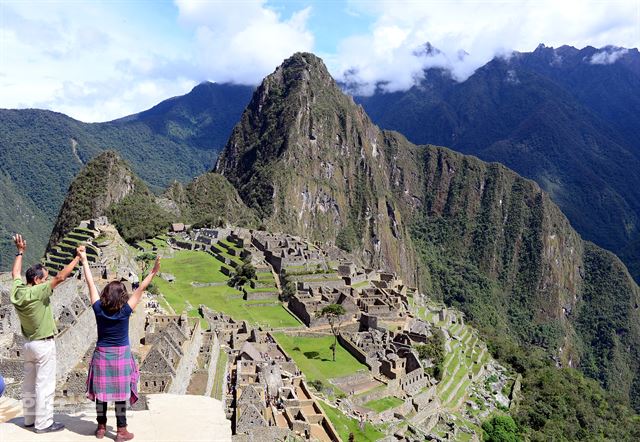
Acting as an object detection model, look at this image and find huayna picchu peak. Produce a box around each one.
[216,52,420,284]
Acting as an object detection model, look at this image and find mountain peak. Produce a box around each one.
[47,151,139,249]
[215,51,416,279]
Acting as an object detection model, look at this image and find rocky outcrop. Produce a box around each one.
[47,151,138,249]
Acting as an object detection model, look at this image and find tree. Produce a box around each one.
[318,304,346,362]
[482,415,520,442]
[279,269,297,301]
[415,329,446,380]
[227,261,257,289]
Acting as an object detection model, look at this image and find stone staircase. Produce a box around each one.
[44,226,100,276]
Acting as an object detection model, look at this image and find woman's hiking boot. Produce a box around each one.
[115,426,134,442]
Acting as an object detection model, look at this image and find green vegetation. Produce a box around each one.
[0,83,252,270]
[180,172,258,228]
[272,333,367,389]
[108,184,172,242]
[363,396,403,413]
[482,415,521,442]
[357,48,640,285]
[153,250,300,328]
[515,368,640,441]
[318,401,385,442]
[227,259,257,289]
[575,243,640,403]
[415,329,446,380]
[318,304,347,361]
[211,350,228,400]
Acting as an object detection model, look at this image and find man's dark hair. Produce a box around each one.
[26,264,46,285]
[100,281,130,314]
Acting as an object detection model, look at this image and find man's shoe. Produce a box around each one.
[115,426,134,442]
[24,423,34,428]
[95,423,107,439]
[34,422,65,433]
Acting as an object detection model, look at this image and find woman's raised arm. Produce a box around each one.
[78,245,100,305]
[128,256,160,310]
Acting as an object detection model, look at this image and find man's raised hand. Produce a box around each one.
[13,234,26,253]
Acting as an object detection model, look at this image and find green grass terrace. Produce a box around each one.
[154,250,300,329]
[363,396,404,413]
[272,333,368,393]
[319,401,385,442]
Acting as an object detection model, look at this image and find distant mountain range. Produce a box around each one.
[4,44,639,284]
[354,44,640,281]
[0,82,253,269]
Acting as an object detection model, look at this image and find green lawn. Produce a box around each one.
[272,333,368,388]
[319,401,385,442]
[218,239,240,250]
[154,251,300,328]
[212,350,228,400]
[256,271,275,281]
[244,285,279,293]
[363,396,404,413]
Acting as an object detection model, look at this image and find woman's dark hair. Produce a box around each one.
[100,281,129,314]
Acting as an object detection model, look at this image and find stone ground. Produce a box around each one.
[0,394,231,441]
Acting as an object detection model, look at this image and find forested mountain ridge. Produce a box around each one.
[355,44,640,283]
[0,82,252,270]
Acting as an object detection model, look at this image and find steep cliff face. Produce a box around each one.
[47,151,138,249]
[181,172,259,228]
[216,53,418,281]
[386,143,583,356]
[214,53,640,407]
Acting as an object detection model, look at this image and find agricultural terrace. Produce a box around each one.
[153,250,300,328]
[272,333,368,392]
[319,401,385,442]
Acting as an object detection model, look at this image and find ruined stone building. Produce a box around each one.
[229,332,339,441]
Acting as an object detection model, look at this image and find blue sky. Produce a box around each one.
[1,0,638,122]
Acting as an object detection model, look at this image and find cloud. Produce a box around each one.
[589,47,630,64]
[0,2,197,122]
[174,0,314,84]
[334,0,639,95]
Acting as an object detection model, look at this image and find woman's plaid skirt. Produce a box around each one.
[86,345,139,404]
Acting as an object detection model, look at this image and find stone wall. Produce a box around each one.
[338,334,380,376]
[168,321,203,394]
[232,427,293,442]
[128,299,147,353]
[352,384,392,406]
[244,290,279,301]
[55,300,97,381]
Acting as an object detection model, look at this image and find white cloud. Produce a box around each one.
[0,2,197,122]
[589,47,630,64]
[1,0,638,120]
[175,0,314,84]
[334,0,639,94]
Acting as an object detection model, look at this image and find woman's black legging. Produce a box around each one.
[96,400,127,427]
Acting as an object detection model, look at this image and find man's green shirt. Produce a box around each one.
[10,277,57,340]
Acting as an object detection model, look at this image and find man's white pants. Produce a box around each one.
[22,339,56,430]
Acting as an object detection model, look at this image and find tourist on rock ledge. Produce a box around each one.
[79,245,160,441]
[10,233,81,433]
